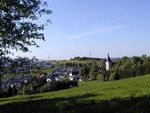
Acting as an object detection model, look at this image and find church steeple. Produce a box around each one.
[105,53,112,70]
[107,53,111,62]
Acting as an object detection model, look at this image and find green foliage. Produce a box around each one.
[79,68,84,77]
[103,70,111,81]
[0,0,51,56]
[39,80,78,93]
[89,62,99,80]
[39,82,51,93]
[96,74,105,81]
[89,69,98,80]
[15,80,78,95]
[110,55,150,81]
[39,81,58,93]
[109,72,116,81]
[22,84,35,95]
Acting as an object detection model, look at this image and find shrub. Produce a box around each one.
[39,80,78,93]
[39,81,56,93]
[22,84,35,95]
[109,72,116,81]
[69,81,78,87]
[97,74,105,81]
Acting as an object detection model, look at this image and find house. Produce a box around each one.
[45,62,51,68]
[39,73,48,82]
[39,63,44,69]
[46,72,65,82]
[56,61,61,66]
[46,74,55,82]
[16,67,24,72]
[53,72,64,81]
[55,68,62,73]
[2,62,11,68]
[46,77,52,82]
[24,75,33,85]
[69,71,79,81]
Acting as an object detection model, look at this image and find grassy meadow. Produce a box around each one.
[1,75,150,113]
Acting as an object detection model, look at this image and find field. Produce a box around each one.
[1,75,150,113]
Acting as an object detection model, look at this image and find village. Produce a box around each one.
[0,54,112,96]
[0,58,84,97]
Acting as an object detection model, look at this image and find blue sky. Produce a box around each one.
[14,0,150,60]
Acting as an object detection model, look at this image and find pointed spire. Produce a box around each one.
[106,53,112,70]
[107,53,111,62]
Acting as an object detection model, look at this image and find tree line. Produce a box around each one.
[72,55,150,82]
[106,55,150,81]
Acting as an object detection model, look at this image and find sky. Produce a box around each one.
[13,0,150,60]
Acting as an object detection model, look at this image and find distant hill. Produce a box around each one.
[71,56,105,61]
[71,56,122,61]
[110,57,121,61]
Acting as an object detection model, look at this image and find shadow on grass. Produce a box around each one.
[1,94,150,113]
[0,95,42,103]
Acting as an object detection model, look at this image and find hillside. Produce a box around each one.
[1,75,150,113]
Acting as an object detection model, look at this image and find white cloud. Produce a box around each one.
[62,25,126,39]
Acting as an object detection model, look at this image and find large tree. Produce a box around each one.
[0,0,51,56]
[0,0,51,72]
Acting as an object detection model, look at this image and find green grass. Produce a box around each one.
[1,75,150,113]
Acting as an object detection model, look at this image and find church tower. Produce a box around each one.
[105,53,112,70]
